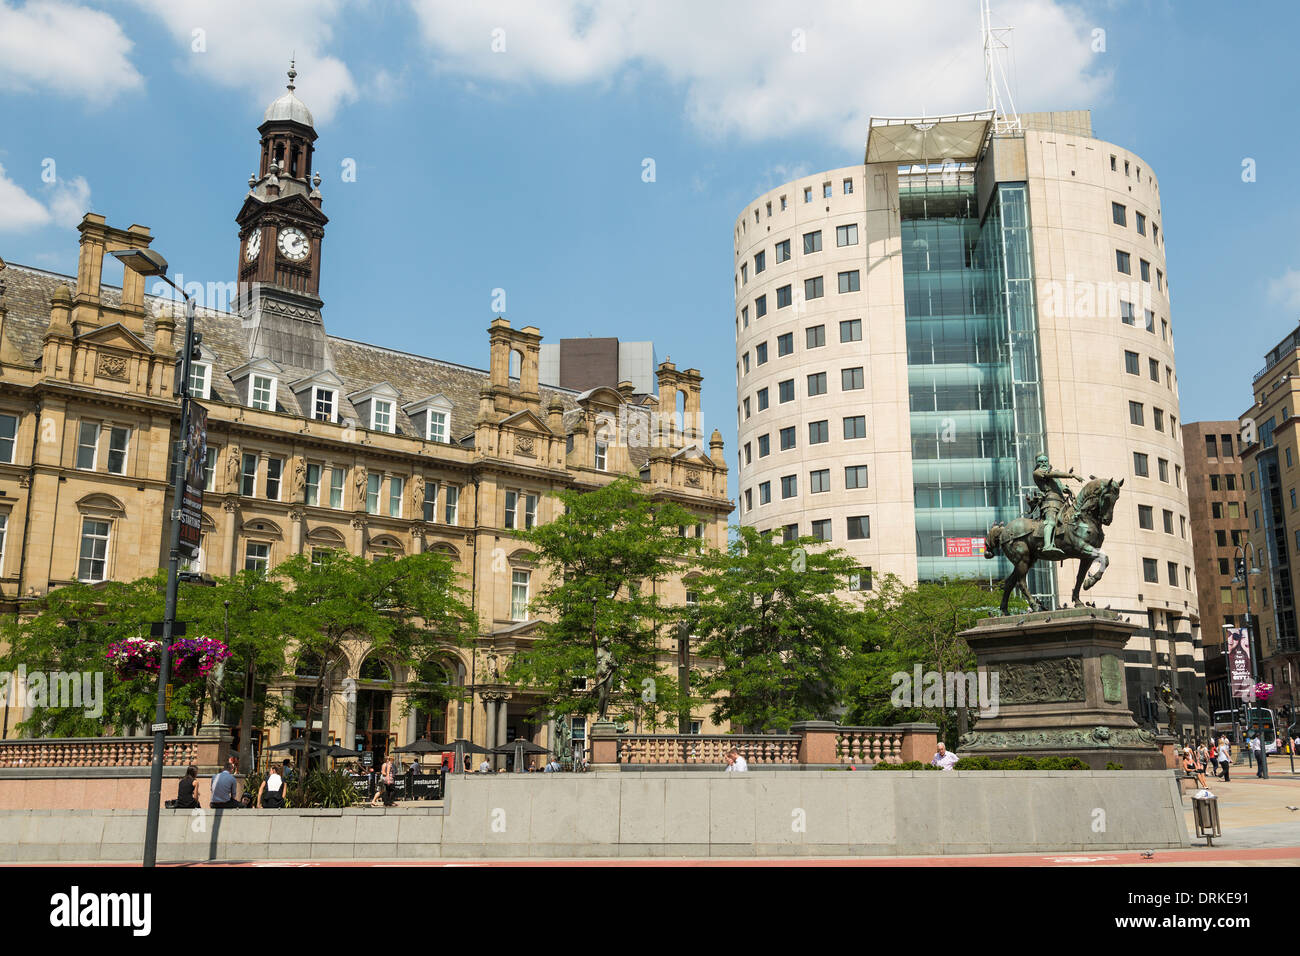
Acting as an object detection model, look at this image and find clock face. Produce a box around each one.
[277,226,310,261]
[244,230,261,262]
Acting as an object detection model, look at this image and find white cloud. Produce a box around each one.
[127,0,358,123]
[408,0,1110,149]
[0,0,143,101]
[47,175,91,228]
[1269,268,1300,312]
[0,164,92,233]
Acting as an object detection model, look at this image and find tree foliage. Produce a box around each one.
[689,526,863,733]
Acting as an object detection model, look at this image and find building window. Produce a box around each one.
[758,434,770,457]
[782,524,798,544]
[445,485,459,525]
[1112,202,1126,226]
[595,441,608,471]
[744,489,752,511]
[779,427,796,451]
[808,420,829,444]
[511,570,530,621]
[245,542,270,575]
[755,342,769,365]
[1205,435,1218,458]
[755,295,768,318]
[754,250,766,274]
[1133,452,1149,477]
[1129,401,1144,426]
[805,276,824,300]
[1148,358,1159,381]
[1143,558,1158,583]
[775,239,790,263]
[802,231,822,254]
[807,372,827,396]
[845,465,868,489]
[842,367,864,391]
[1162,509,1174,534]
[740,263,748,285]
[423,481,437,522]
[389,476,403,517]
[849,568,872,591]
[266,457,283,500]
[203,446,217,491]
[312,388,335,422]
[189,363,211,400]
[1153,408,1164,431]
[1124,351,1139,375]
[250,374,276,411]
[372,400,393,433]
[1120,301,1136,325]
[1158,458,1169,482]
[777,332,794,356]
[741,307,749,329]
[241,453,258,496]
[836,223,858,247]
[803,187,812,203]
[811,518,831,541]
[330,468,345,508]
[846,516,870,540]
[840,319,862,343]
[810,469,830,493]
[505,490,518,529]
[759,481,771,505]
[838,270,860,293]
[842,178,853,194]
[78,518,111,582]
[778,380,795,403]
[1140,259,1151,282]
[780,475,798,499]
[806,325,825,349]
[1144,309,1156,333]
[823,181,832,199]
[305,463,321,506]
[1116,250,1131,274]
[776,285,792,309]
[1167,561,1179,586]
[367,473,381,514]
[1138,505,1153,529]
[1136,211,1146,236]
[76,421,99,470]
[106,426,129,475]
[0,413,16,463]
[844,416,866,439]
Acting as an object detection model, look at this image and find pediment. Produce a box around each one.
[499,408,552,434]
[235,192,328,227]
[76,322,151,354]
[576,385,625,409]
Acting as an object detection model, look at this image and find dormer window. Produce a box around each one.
[401,393,453,444]
[250,374,276,411]
[428,411,447,443]
[188,363,211,400]
[372,399,393,433]
[595,440,608,471]
[312,387,336,423]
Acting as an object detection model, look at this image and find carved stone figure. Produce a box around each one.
[225,445,241,489]
[354,464,367,502]
[410,473,425,514]
[291,457,306,500]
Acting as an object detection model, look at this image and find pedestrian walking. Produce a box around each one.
[1252,734,1270,779]
[1217,735,1231,782]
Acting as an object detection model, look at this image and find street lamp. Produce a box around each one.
[112,247,199,868]
[1228,541,1267,767]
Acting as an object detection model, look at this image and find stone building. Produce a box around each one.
[0,72,732,760]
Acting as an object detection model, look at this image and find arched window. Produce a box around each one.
[359,656,393,683]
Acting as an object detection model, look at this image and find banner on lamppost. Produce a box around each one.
[179,402,207,558]
[1227,626,1254,699]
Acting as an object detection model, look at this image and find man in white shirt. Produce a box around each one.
[1252,734,1270,778]
[724,748,748,772]
[478,758,491,773]
[931,742,960,770]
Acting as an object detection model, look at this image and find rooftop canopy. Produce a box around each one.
[864,111,994,165]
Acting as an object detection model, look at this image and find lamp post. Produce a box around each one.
[1231,541,1266,762]
[112,248,198,868]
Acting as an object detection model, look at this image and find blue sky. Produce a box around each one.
[0,0,1295,488]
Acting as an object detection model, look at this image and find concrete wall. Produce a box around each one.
[0,770,1189,861]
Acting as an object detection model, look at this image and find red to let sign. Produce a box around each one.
[944,537,986,557]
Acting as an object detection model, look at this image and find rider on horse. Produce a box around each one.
[1033,453,1084,559]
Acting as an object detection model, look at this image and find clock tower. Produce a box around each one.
[235,62,332,369]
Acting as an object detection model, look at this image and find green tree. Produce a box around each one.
[277,549,476,772]
[689,526,863,733]
[506,475,700,729]
[844,574,1017,744]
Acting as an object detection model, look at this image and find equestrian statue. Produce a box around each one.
[984,453,1124,615]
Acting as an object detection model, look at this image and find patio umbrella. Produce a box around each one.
[490,737,552,773]
[393,739,445,754]
[267,739,332,753]
[442,738,492,775]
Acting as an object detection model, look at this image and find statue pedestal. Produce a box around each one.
[958,607,1164,770]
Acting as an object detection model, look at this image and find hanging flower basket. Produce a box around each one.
[168,638,232,683]
[1255,682,1274,702]
[106,637,163,680]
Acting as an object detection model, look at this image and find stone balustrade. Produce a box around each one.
[616,734,801,766]
[0,736,203,769]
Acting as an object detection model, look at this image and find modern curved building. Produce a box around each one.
[733,110,1204,731]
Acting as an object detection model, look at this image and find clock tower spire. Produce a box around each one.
[236,61,331,368]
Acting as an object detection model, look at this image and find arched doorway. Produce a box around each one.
[355,655,394,764]
[411,660,454,744]
[292,652,346,746]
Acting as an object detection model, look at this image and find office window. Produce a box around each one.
[837,270,861,294]
[808,420,829,444]
[778,380,795,403]
[1116,250,1131,274]
[329,468,344,508]
[823,181,832,198]
[524,493,537,530]
[755,295,768,318]
[505,491,519,529]
[444,485,459,525]
[807,372,827,396]
[1111,202,1126,226]
[756,342,768,365]
[743,443,751,466]
[1205,435,1218,458]
[305,463,321,506]
[1216,530,1227,547]
[842,367,864,391]
[76,421,99,470]
[744,488,752,511]
[775,239,790,263]
[1138,505,1153,529]
[842,178,853,195]
[803,187,812,203]
[595,440,608,471]
[777,332,794,356]
[741,307,748,329]
[782,524,798,544]
[0,414,16,463]
[250,374,275,411]
[372,400,393,433]
[313,388,335,422]
[836,223,858,246]
[802,230,822,254]
[844,416,866,439]
[810,469,830,493]
[1219,557,1230,576]
[839,319,862,343]
[266,457,283,500]
[849,568,872,591]
[805,276,824,300]
[740,263,748,285]
[1163,509,1174,534]
[1149,358,1160,382]
[845,465,868,489]
[1110,155,1117,171]
[189,363,211,400]
[779,426,796,451]
[757,388,769,411]
[1129,401,1144,426]
[759,481,771,505]
[1144,309,1155,332]
[1124,350,1139,375]
[106,426,129,475]
[846,516,870,540]
[1140,259,1151,282]
[811,518,831,542]
[1153,408,1164,431]
[78,518,111,582]
[203,445,217,491]
[780,475,798,499]
[754,250,766,274]
[776,285,792,308]
[1158,458,1169,482]
[1136,211,1146,235]
[1143,558,1158,583]
[511,570,530,621]
[758,434,770,457]
[389,476,403,517]
[1211,502,1222,519]
[245,542,270,575]
[1133,452,1149,477]
[241,453,258,496]
[1120,301,1136,325]
[366,473,381,514]
[1167,561,1178,586]
[806,325,826,349]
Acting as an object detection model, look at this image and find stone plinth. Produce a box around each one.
[958,607,1164,770]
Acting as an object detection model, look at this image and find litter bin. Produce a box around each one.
[1191,794,1221,846]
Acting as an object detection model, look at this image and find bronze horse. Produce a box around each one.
[984,477,1124,615]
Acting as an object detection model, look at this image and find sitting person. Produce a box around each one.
[209,758,240,809]
[258,765,286,808]
[931,742,960,770]
[175,765,201,809]
[1181,747,1208,789]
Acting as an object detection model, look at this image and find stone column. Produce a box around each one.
[496,698,509,770]
[342,679,357,753]
[790,720,842,765]
[484,696,498,756]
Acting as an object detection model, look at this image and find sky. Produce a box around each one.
[0,0,1295,493]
